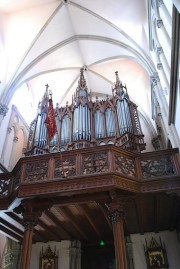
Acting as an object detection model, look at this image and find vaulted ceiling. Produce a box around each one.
[0,0,155,124]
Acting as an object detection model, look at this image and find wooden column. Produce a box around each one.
[14,202,43,269]
[108,202,128,269]
[21,212,40,269]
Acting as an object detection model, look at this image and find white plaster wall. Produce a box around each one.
[10,128,24,169]
[131,230,180,269]
[30,241,71,269]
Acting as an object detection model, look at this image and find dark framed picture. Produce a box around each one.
[40,245,58,269]
[147,249,167,268]
[144,237,169,269]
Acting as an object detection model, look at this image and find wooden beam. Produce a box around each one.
[0,217,23,237]
[76,204,102,238]
[97,202,112,231]
[60,206,89,241]
[169,195,180,231]
[44,210,72,239]
[134,196,144,235]
[37,218,60,241]
[0,224,22,241]
[153,195,160,233]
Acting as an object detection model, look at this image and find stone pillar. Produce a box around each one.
[3,238,21,269]
[107,202,128,269]
[8,135,19,170]
[0,127,12,164]
[69,240,81,269]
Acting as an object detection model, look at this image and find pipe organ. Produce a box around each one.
[26,69,145,155]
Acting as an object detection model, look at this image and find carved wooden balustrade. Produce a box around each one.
[0,146,180,204]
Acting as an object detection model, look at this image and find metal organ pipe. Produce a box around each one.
[34,114,41,146]
[73,108,78,141]
[105,108,115,137]
[36,113,47,147]
[95,110,104,139]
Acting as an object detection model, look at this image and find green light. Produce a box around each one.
[99,240,105,246]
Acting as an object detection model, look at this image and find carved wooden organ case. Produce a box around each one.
[26,69,146,155]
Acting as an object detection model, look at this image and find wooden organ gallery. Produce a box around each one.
[0,69,180,269]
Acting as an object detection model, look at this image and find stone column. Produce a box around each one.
[107,202,128,269]
[69,240,81,269]
[0,127,12,164]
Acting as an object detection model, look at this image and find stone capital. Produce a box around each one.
[7,127,12,134]
[157,0,164,7]
[13,136,18,142]
[157,19,163,28]
[157,63,163,70]
[0,103,8,117]
[150,73,160,88]
[157,46,163,55]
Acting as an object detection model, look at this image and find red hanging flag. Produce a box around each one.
[45,98,57,140]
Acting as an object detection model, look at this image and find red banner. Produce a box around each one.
[45,98,57,140]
